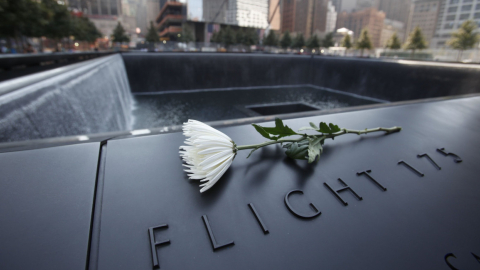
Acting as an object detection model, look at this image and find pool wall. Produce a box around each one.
[311,57,480,101]
[123,53,480,102]
[122,53,312,92]
[1,52,480,144]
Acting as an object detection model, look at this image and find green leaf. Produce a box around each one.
[310,122,319,130]
[283,139,309,149]
[285,142,308,160]
[252,124,274,140]
[328,123,341,133]
[255,118,297,140]
[307,137,324,163]
[262,118,298,136]
[319,122,331,133]
[318,122,342,134]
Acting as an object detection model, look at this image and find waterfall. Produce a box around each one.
[0,54,133,143]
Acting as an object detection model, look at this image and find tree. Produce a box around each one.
[210,30,220,43]
[26,0,50,38]
[280,31,292,49]
[242,28,258,46]
[404,26,427,58]
[448,20,480,61]
[180,24,194,42]
[263,30,277,46]
[356,28,373,56]
[235,29,245,45]
[41,0,72,41]
[0,0,34,38]
[306,34,320,49]
[341,34,352,56]
[145,21,159,43]
[291,33,305,49]
[222,26,236,47]
[322,32,334,48]
[0,0,101,51]
[385,32,401,50]
[71,16,101,43]
[112,22,130,43]
[0,0,48,50]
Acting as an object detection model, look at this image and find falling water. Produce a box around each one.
[0,55,133,143]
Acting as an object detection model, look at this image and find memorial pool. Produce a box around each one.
[131,85,384,129]
[2,53,480,270]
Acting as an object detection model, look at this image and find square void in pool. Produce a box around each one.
[131,86,383,129]
[246,102,320,115]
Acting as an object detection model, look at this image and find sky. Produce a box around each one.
[181,0,204,21]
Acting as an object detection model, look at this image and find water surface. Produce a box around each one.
[132,86,381,129]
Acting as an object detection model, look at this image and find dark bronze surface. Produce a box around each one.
[91,96,480,269]
[0,142,100,270]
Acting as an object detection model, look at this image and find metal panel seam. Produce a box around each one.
[86,142,108,270]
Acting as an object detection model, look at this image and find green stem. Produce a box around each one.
[237,136,307,150]
[236,126,401,151]
[325,126,402,138]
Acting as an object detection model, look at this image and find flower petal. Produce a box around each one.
[179,120,236,193]
[200,155,234,193]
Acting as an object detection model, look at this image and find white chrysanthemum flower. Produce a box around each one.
[180,120,236,193]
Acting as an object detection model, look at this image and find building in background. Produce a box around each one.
[336,7,385,47]
[326,1,338,33]
[155,1,186,40]
[432,0,480,48]
[309,0,330,37]
[331,0,342,13]
[268,0,281,30]
[377,0,412,27]
[338,0,411,18]
[160,0,168,9]
[293,0,309,35]
[122,0,138,19]
[67,0,140,41]
[146,0,162,27]
[333,27,354,45]
[120,0,138,40]
[128,0,170,36]
[380,19,405,46]
[339,0,378,12]
[203,0,227,24]
[339,0,357,12]
[226,0,269,29]
[406,0,441,46]
[133,0,147,34]
[71,0,122,16]
[281,0,296,33]
[356,0,379,10]
[281,0,333,38]
[337,0,412,41]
